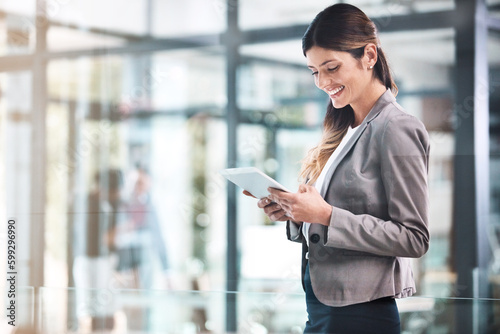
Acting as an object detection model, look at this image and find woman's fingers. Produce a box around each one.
[267,206,291,221]
[271,211,291,221]
[265,184,331,224]
[242,190,256,198]
[257,197,271,208]
[267,188,294,205]
[263,202,283,216]
[245,189,295,222]
[255,197,289,221]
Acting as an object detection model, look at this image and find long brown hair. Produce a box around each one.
[299,3,397,184]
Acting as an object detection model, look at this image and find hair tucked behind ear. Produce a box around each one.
[299,3,396,184]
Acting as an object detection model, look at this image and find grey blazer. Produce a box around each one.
[287,90,430,307]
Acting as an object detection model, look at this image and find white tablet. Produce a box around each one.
[219,167,291,199]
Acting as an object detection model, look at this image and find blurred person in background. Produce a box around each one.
[115,166,170,289]
[113,166,170,331]
[73,168,124,331]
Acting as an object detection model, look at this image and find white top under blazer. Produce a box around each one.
[302,125,359,247]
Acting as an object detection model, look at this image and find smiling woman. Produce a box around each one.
[305,45,387,125]
[299,4,398,185]
[250,4,430,334]
[302,3,397,91]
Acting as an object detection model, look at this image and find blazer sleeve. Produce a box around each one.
[323,114,430,258]
[287,220,304,243]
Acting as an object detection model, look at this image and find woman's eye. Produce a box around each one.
[311,71,318,76]
[327,66,339,72]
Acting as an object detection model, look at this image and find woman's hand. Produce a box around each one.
[242,190,291,222]
[267,184,332,226]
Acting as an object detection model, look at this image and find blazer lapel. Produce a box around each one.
[319,124,367,197]
[319,90,395,198]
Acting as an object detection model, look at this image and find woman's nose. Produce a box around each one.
[316,72,331,90]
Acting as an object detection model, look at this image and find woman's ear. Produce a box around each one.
[364,43,378,69]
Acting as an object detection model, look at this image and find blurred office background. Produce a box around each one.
[0,0,500,333]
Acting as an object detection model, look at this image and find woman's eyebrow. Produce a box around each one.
[307,60,336,69]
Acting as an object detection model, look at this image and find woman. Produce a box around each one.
[247,3,430,334]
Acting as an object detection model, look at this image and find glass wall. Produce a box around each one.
[2,0,500,333]
[33,44,229,329]
[0,69,33,287]
[44,48,228,290]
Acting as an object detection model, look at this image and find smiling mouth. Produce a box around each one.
[327,85,345,96]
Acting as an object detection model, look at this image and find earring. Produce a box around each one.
[369,65,373,69]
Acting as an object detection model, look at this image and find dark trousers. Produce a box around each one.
[304,264,401,334]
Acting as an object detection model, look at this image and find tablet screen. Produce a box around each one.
[219,167,291,199]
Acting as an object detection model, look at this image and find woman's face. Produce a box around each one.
[305,46,373,111]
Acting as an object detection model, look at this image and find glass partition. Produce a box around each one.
[0,286,35,330]
[32,287,500,333]
[43,47,228,297]
[0,70,33,288]
[3,0,500,332]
